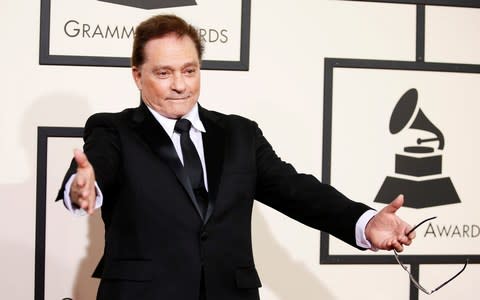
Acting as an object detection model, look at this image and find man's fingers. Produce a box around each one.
[72,173,89,193]
[71,172,96,214]
[392,240,404,252]
[76,192,96,214]
[75,174,85,187]
[87,199,95,215]
[399,235,412,246]
[71,149,96,214]
[408,229,416,240]
[79,198,89,209]
[81,187,96,214]
[78,196,93,213]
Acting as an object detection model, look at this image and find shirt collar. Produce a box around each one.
[146,103,206,138]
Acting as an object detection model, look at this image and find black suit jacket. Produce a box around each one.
[58,102,370,300]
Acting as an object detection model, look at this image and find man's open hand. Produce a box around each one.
[70,149,96,215]
[365,195,415,252]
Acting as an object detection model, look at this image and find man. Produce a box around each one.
[58,14,415,300]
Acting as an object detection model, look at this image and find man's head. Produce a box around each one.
[132,14,204,66]
[131,15,204,119]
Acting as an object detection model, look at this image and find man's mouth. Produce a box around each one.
[167,96,190,101]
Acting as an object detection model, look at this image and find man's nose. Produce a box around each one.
[171,73,186,92]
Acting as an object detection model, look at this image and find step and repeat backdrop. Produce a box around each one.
[1,1,478,300]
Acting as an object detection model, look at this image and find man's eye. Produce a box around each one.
[155,71,169,77]
[184,68,196,75]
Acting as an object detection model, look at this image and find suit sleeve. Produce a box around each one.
[252,123,371,248]
[56,113,121,203]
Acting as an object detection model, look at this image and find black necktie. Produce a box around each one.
[174,119,208,217]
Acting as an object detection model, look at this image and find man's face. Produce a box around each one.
[132,34,201,119]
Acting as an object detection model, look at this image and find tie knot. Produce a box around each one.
[174,118,192,134]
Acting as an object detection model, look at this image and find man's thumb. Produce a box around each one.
[384,194,404,214]
[74,149,89,168]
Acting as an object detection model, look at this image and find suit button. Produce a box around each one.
[200,231,208,241]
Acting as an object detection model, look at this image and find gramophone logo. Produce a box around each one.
[374,88,460,208]
[98,0,197,9]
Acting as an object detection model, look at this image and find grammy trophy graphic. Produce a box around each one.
[375,88,460,208]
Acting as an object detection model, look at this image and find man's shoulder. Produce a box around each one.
[85,106,138,127]
[200,106,258,128]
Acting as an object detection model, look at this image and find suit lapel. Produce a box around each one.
[131,103,205,220]
[199,106,226,223]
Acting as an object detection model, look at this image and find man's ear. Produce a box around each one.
[132,66,142,90]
